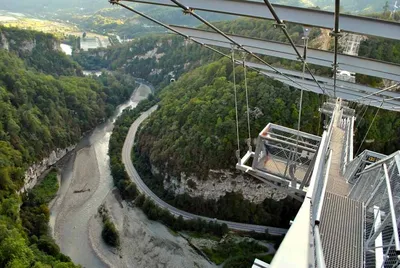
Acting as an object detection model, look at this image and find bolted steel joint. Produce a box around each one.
[109,0,119,5]
[183,8,194,15]
[273,21,286,29]
[329,29,342,37]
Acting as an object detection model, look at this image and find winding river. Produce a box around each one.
[50,83,152,267]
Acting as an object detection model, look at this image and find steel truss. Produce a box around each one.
[121,0,400,40]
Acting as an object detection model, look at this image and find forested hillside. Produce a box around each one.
[75,16,400,156]
[73,17,327,90]
[354,37,400,154]
[136,58,320,177]
[0,27,82,76]
[0,28,135,266]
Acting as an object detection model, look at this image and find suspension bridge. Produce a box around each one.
[110,0,400,267]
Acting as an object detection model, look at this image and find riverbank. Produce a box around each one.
[51,84,151,267]
[88,190,214,268]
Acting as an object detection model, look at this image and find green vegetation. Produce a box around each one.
[73,17,329,90]
[0,49,133,190]
[109,97,230,237]
[98,205,120,248]
[0,26,82,76]
[0,27,136,267]
[137,58,320,176]
[355,33,400,155]
[202,239,268,266]
[134,148,300,227]
[16,170,79,267]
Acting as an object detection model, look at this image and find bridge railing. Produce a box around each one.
[349,152,400,268]
[271,104,336,268]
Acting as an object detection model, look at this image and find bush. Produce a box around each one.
[98,205,120,248]
[102,220,120,248]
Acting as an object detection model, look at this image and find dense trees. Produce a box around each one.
[98,205,120,248]
[15,171,78,267]
[109,97,231,236]
[355,37,400,155]
[0,26,83,76]
[73,17,328,92]
[137,58,321,176]
[0,49,133,190]
[0,27,137,267]
[133,148,301,228]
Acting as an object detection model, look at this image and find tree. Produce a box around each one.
[383,1,390,14]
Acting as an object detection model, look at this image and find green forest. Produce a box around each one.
[0,27,82,77]
[137,58,321,176]
[0,27,136,267]
[74,16,400,156]
[84,16,400,228]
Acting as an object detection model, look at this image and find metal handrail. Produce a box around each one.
[383,163,400,253]
[315,150,332,224]
[314,225,327,268]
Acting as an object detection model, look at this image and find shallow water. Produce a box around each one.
[50,84,151,267]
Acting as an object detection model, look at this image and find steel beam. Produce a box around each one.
[245,61,400,101]
[260,72,400,111]
[121,0,400,40]
[171,25,400,82]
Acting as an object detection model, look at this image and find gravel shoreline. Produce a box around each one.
[88,190,214,268]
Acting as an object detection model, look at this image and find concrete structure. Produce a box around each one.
[80,37,100,51]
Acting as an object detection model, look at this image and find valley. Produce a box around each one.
[0,1,399,268]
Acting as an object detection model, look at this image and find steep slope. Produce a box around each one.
[137,58,320,177]
[0,26,82,76]
[0,28,134,267]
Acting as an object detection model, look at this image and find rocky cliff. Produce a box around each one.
[153,166,286,204]
[20,145,76,193]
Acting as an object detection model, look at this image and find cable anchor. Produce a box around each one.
[183,8,194,15]
[273,21,286,29]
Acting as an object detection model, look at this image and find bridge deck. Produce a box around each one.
[319,192,364,268]
[326,116,351,196]
[320,101,363,268]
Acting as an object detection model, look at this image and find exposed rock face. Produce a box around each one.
[20,39,36,52]
[153,166,287,203]
[20,145,76,193]
[0,32,9,50]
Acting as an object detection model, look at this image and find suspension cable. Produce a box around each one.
[242,54,252,152]
[355,100,384,156]
[232,48,241,160]
[351,83,399,103]
[168,0,329,96]
[261,0,330,97]
[355,102,370,130]
[332,0,341,99]
[112,0,324,104]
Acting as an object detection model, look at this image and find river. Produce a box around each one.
[50,83,152,267]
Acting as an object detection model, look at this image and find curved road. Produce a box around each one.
[122,105,288,236]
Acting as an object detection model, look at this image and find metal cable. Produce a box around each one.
[355,102,370,130]
[332,0,341,98]
[261,0,330,97]
[242,55,252,151]
[351,83,399,103]
[232,48,241,158]
[111,0,317,98]
[355,100,383,156]
[168,0,328,96]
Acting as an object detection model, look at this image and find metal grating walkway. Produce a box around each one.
[320,100,363,268]
[326,123,351,196]
[319,192,364,268]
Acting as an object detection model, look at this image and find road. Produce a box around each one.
[121,105,288,236]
